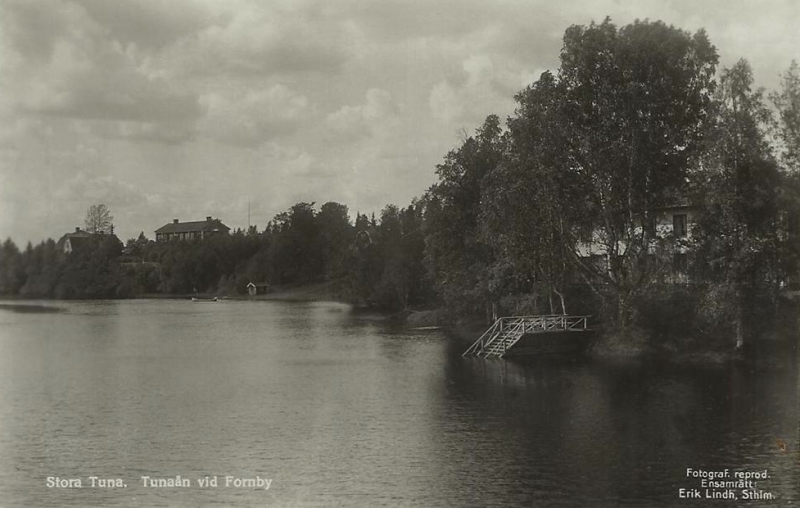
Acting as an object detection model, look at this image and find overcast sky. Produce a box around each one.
[1,0,798,245]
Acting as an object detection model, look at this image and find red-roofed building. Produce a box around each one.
[155,217,230,242]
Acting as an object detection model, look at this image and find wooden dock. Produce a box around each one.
[462,315,594,358]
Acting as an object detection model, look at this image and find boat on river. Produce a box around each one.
[191,296,218,302]
[463,315,595,358]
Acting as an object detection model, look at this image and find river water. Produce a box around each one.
[0,299,797,507]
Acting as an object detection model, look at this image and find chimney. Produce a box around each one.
[75,227,80,233]
[206,216,212,221]
[173,219,179,224]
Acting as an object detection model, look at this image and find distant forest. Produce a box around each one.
[2,19,799,350]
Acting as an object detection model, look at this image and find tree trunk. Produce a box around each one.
[554,287,567,315]
[617,290,630,329]
[734,299,744,349]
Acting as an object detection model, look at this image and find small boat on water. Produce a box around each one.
[191,296,218,302]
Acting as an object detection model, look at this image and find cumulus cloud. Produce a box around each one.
[199,85,313,146]
[326,88,400,141]
[0,0,203,142]
[71,0,212,51]
[159,1,350,77]
[53,171,146,207]
[429,54,532,125]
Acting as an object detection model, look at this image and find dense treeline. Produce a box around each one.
[1,18,799,352]
[0,201,433,310]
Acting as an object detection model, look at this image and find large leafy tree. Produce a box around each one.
[424,115,506,318]
[480,71,577,315]
[0,239,25,295]
[317,202,353,281]
[771,60,800,172]
[690,60,784,348]
[552,18,717,326]
[267,202,321,284]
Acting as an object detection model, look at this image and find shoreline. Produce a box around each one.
[2,293,795,367]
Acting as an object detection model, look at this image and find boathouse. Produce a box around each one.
[247,282,272,296]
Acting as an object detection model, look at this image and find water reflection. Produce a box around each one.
[0,300,797,507]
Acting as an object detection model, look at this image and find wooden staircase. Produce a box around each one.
[463,315,591,358]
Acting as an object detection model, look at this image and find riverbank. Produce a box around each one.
[136,280,356,303]
[234,280,353,302]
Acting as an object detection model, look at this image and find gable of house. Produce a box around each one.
[58,228,94,254]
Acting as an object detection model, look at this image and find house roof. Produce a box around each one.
[64,229,93,239]
[57,228,92,246]
[155,218,230,234]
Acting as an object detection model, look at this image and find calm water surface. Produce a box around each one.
[0,299,797,507]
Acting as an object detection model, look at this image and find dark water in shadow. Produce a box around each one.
[0,303,63,313]
[0,300,797,507]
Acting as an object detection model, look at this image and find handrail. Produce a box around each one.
[482,318,523,355]
[463,318,502,356]
[464,314,593,357]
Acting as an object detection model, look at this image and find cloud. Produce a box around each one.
[429,54,533,125]
[159,1,350,77]
[325,88,400,141]
[199,85,313,146]
[53,171,146,208]
[71,0,212,51]
[0,0,203,142]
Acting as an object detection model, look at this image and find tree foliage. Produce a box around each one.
[84,204,114,234]
[689,60,786,347]
[771,60,800,172]
[424,115,506,317]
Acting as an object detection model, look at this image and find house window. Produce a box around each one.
[673,214,687,237]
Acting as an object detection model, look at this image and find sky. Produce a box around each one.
[0,0,798,246]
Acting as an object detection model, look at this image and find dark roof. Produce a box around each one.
[64,229,93,239]
[155,218,230,234]
[56,229,94,252]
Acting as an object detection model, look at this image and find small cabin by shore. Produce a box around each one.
[247,282,272,296]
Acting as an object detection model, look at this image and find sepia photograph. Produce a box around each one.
[0,0,798,506]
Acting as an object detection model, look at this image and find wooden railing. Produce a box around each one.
[463,315,591,357]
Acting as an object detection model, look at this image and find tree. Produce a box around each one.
[0,239,25,295]
[771,60,800,172]
[549,18,718,327]
[317,202,353,280]
[267,202,321,284]
[481,71,575,316]
[84,204,114,234]
[690,60,783,349]
[425,115,506,318]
